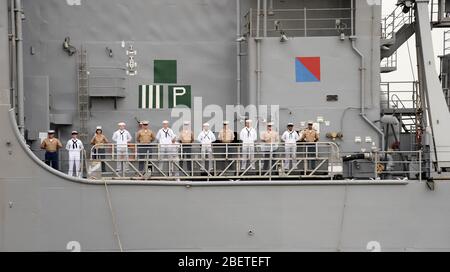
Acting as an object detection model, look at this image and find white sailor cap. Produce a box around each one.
[118,122,126,126]
[267,122,274,126]
[71,130,79,135]
[183,121,191,125]
[96,126,102,130]
[223,121,230,125]
[203,123,210,127]
[308,121,314,125]
[48,130,55,134]
[287,123,294,126]
[162,120,169,124]
[142,120,149,125]
[245,119,253,123]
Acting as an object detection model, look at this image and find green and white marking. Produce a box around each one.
[139,85,163,109]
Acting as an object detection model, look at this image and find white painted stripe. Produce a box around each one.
[148,86,151,109]
[142,85,147,109]
[149,85,153,109]
[147,85,152,109]
[156,85,161,109]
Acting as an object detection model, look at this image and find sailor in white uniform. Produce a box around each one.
[281,123,300,170]
[156,120,178,176]
[112,122,132,173]
[198,123,216,171]
[66,131,84,177]
[239,120,258,170]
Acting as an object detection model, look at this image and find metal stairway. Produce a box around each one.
[381,5,415,73]
[77,46,90,143]
[391,94,417,133]
[381,81,423,150]
[381,23,415,59]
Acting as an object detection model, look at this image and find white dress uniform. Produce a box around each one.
[112,129,132,172]
[66,138,84,177]
[281,130,300,170]
[198,129,216,171]
[239,127,258,170]
[156,127,178,175]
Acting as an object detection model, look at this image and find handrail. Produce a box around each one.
[271,8,354,12]
[380,4,413,72]
[244,7,354,37]
[391,93,410,109]
[390,93,417,133]
[89,142,341,159]
[381,5,413,40]
[380,81,418,109]
[87,142,342,180]
[7,109,410,185]
[444,30,450,55]
[83,144,423,181]
[85,143,424,181]
[380,51,398,70]
[430,0,443,23]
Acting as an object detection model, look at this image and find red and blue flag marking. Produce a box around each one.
[295,57,321,82]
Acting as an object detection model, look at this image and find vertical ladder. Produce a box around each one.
[413,81,424,150]
[77,46,89,143]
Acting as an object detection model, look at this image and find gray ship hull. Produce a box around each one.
[1,105,450,251]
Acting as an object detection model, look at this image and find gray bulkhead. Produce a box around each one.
[21,0,381,159]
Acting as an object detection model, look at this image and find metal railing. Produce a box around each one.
[444,30,450,55]
[380,5,413,73]
[37,150,89,179]
[429,0,450,24]
[391,94,418,132]
[380,51,398,72]
[381,5,413,40]
[342,151,424,181]
[380,81,419,110]
[32,145,426,182]
[87,142,342,180]
[431,0,440,23]
[381,81,419,133]
[243,7,354,38]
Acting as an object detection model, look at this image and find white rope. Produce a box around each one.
[104,180,124,252]
[406,40,417,82]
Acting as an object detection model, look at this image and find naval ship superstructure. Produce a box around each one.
[1,0,450,251]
